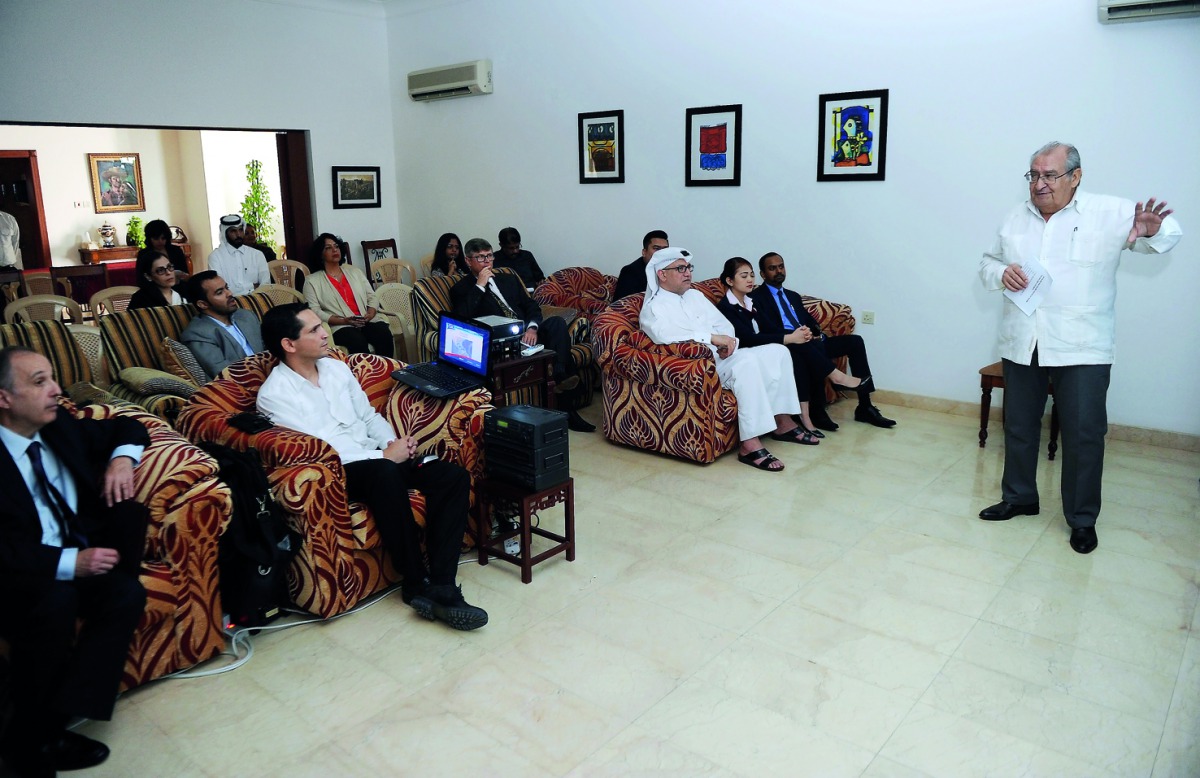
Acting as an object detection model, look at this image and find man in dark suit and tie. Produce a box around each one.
[749,252,895,430]
[450,238,594,432]
[0,347,150,777]
[180,270,265,379]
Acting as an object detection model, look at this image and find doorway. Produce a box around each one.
[0,150,50,269]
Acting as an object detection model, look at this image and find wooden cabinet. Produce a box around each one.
[79,243,192,273]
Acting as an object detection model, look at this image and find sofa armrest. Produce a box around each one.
[802,296,856,337]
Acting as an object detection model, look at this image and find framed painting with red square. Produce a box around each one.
[685,104,741,187]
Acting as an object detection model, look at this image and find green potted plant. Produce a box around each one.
[240,159,277,250]
[126,215,145,248]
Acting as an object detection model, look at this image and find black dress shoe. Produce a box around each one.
[854,404,896,428]
[978,501,1040,521]
[810,411,839,432]
[567,409,596,433]
[1070,526,1098,554]
[51,730,109,771]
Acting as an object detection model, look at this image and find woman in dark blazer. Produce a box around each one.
[715,256,829,442]
[128,248,184,310]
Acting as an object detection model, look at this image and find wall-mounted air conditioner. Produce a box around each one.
[1098,0,1200,23]
[407,59,493,101]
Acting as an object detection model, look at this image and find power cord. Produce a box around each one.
[161,582,403,680]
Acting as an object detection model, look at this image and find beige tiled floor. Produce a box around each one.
[77,401,1200,777]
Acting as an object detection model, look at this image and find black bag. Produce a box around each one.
[200,443,299,627]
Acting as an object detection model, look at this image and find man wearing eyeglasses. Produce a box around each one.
[977,142,1182,554]
[450,238,595,432]
[640,248,804,472]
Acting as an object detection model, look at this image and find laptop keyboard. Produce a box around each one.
[408,363,476,392]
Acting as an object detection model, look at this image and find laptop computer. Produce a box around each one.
[391,314,491,398]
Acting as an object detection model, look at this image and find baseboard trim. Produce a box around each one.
[867,389,1200,453]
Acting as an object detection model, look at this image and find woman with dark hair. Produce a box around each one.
[303,233,393,356]
[716,257,823,443]
[128,248,184,309]
[494,226,545,289]
[430,232,463,277]
[143,219,189,281]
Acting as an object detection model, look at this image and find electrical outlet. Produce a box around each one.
[861,310,875,325]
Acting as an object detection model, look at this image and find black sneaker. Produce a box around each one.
[411,584,488,631]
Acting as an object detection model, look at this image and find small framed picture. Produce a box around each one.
[331,166,381,209]
[578,110,625,184]
[89,153,145,213]
[685,104,742,187]
[816,89,889,182]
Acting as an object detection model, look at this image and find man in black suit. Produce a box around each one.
[450,238,594,432]
[613,229,669,302]
[749,252,895,430]
[0,347,150,777]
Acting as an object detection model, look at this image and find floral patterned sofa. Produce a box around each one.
[175,350,492,619]
[0,319,233,691]
[411,267,597,408]
[533,266,617,317]
[591,279,856,464]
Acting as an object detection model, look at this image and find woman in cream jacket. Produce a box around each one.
[304,233,394,356]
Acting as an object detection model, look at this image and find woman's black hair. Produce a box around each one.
[431,232,462,275]
[720,256,752,288]
[135,247,172,291]
[307,233,348,273]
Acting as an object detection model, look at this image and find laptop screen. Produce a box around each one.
[438,315,491,377]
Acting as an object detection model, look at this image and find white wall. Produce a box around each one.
[0,125,193,263]
[0,0,399,276]
[387,0,1200,435]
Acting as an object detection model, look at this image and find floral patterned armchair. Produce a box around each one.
[591,279,856,464]
[533,266,617,317]
[175,350,492,619]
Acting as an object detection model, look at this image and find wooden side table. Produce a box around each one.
[978,361,1059,460]
[475,476,574,583]
[489,349,556,409]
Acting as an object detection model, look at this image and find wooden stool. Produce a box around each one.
[475,477,575,583]
[979,361,1059,460]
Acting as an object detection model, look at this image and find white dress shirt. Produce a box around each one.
[0,210,20,269]
[256,358,396,464]
[979,190,1182,366]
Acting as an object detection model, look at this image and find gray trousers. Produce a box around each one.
[1001,353,1111,528]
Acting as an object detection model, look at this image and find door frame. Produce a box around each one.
[0,150,51,268]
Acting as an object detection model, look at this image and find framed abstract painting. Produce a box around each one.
[816,89,889,182]
[578,110,624,184]
[685,104,741,187]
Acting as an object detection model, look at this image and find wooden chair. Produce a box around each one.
[373,282,416,362]
[361,238,398,267]
[88,285,139,318]
[978,361,1059,459]
[22,269,65,297]
[267,259,308,289]
[370,258,417,287]
[4,294,85,325]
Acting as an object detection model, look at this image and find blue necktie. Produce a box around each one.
[27,441,88,548]
[774,288,800,331]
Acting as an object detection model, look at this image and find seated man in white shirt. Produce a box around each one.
[256,303,487,630]
[639,249,805,472]
[205,214,270,296]
[180,271,265,379]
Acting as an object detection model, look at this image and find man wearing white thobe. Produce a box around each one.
[205,214,270,296]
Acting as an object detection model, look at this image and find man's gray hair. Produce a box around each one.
[463,238,492,257]
[1031,142,1080,172]
[0,346,38,391]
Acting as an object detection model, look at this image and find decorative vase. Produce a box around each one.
[98,223,116,248]
[126,231,136,247]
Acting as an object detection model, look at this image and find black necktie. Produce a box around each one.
[485,281,518,319]
[774,288,800,331]
[27,441,87,548]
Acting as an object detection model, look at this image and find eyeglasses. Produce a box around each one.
[152,266,174,276]
[469,252,494,262]
[1024,170,1074,184]
[663,263,695,274]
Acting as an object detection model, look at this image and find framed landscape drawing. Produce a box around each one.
[578,110,625,184]
[816,89,889,182]
[89,153,145,213]
[331,166,381,209]
[685,104,742,187]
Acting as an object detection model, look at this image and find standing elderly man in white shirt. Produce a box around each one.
[256,302,487,630]
[977,141,1182,554]
[0,209,21,269]
[640,248,805,472]
[205,214,270,296]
